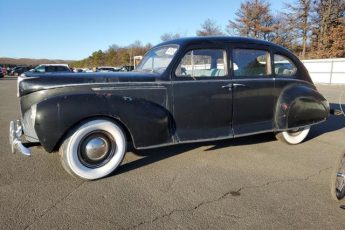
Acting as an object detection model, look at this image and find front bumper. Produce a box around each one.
[9,120,31,156]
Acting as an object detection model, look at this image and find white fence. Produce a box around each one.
[302,58,345,84]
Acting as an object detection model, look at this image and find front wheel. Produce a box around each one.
[59,119,127,180]
[275,126,311,145]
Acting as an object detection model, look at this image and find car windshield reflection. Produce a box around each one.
[135,45,179,74]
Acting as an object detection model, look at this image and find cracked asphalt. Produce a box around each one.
[1,76,345,229]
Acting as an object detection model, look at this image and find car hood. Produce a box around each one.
[18,71,158,97]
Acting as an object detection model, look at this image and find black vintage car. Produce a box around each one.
[10,37,330,180]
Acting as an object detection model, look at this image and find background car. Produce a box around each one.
[30,64,71,74]
[1,67,7,76]
[96,66,119,72]
[0,67,3,78]
[120,65,134,72]
[10,66,31,76]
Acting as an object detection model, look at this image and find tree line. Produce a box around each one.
[72,0,344,68]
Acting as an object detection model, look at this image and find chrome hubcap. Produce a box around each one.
[84,137,109,161]
[78,131,116,169]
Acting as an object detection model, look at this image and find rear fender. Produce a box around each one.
[274,84,330,130]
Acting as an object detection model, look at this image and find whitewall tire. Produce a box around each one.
[275,126,311,145]
[59,119,126,180]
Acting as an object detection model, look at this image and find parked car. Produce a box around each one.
[0,66,3,78]
[96,66,119,72]
[28,64,71,74]
[10,37,330,180]
[6,67,12,75]
[73,68,84,73]
[120,65,134,72]
[1,67,7,76]
[11,66,31,76]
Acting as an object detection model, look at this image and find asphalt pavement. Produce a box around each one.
[1,76,345,229]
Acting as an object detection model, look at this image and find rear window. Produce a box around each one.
[56,66,70,72]
[233,49,271,77]
[274,54,297,77]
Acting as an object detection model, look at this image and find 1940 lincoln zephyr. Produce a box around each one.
[10,37,330,180]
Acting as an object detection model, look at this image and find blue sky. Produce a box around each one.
[0,0,288,60]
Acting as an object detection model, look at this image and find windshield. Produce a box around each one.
[136,45,179,74]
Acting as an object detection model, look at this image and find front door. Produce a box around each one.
[172,48,233,141]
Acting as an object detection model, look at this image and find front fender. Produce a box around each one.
[35,93,174,152]
[275,84,330,130]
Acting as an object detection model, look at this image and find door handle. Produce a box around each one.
[221,83,232,90]
[233,83,248,88]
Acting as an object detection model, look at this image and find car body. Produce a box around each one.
[11,66,31,76]
[10,37,330,180]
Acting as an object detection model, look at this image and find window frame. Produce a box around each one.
[273,53,298,78]
[172,46,230,81]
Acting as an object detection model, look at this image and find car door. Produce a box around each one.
[172,46,233,141]
[230,45,275,136]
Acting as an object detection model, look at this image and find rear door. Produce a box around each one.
[230,45,275,136]
[172,45,233,141]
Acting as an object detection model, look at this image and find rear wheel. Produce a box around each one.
[331,152,345,202]
[275,126,310,145]
[59,119,126,180]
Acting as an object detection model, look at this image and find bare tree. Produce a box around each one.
[227,0,275,40]
[160,33,182,42]
[311,0,345,57]
[196,19,224,36]
[270,14,295,50]
[283,0,312,58]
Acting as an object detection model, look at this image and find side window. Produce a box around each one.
[274,54,297,77]
[233,49,271,77]
[46,66,56,72]
[35,65,45,73]
[57,66,69,72]
[175,49,227,78]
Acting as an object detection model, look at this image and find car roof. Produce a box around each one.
[38,64,69,67]
[156,36,287,51]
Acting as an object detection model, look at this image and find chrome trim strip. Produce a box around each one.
[92,86,166,91]
[28,81,171,91]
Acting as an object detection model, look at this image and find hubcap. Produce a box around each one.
[78,131,116,168]
[85,137,109,161]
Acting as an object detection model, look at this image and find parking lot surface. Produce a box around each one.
[1,76,345,229]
